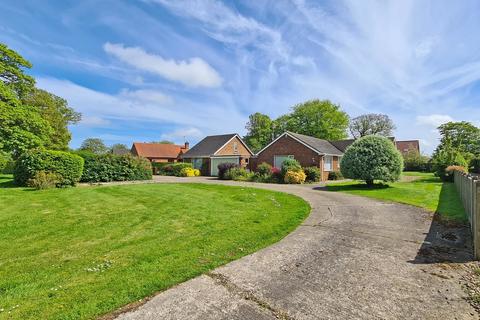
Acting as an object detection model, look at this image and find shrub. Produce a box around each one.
[281,158,302,177]
[155,162,192,177]
[270,167,283,183]
[284,170,306,184]
[444,165,467,182]
[328,171,344,180]
[14,149,84,187]
[218,162,238,180]
[256,162,272,176]
[340,135,403,186]
[470,158,480,174]
[193,169,200,176]
[179,167,196,177]
[226,167,254,181]
[0,151,10,172]
[79,153,152,183]
[27,171,60,189]
[432,148,468,181]
[304,166,321,182]
[403,150,431,172]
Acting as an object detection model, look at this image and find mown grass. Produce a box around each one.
[327,172,466,222]
[0,175,309,319]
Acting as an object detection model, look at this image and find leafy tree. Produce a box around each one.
[110,143,130,154]
[436,121,480,158]
[79,138,108,154]
[431,139,468,181]
[0,43,35,98]
[403,150,430,172]
[0,91,52,157]
[283,99,349,140]
[244,112,273,152]
[349,113,396,138]
[22,88,81,150]
[150,140,174,144]
[340,135,403,186]
[272,114,291,138]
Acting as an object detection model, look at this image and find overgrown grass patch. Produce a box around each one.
[327,172,466,222]
[0,175,309,319]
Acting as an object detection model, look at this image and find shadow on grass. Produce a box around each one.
[410,182,472,264]
[0,175,16,189]
[326,182,390,192]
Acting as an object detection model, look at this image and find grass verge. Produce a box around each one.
[0,175,309,319]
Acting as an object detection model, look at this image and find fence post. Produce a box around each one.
[476,181,480,260]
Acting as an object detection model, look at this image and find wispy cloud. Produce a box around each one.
[103,42,222,88]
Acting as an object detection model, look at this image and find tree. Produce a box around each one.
[349,113,396,138]
[22,88,81,150]
[283,99,349,140]
[79,138,108,154]
[0,43,35,98]
[436,121,480,158]
[403,150,430,172]
[272,114,291,138]
[244,112,273,152]
[340,135,403,186]
[0,87,52,157]
[110,143,130,154]
[150,140,174,144]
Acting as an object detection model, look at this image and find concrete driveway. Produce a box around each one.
[115,176,476,320]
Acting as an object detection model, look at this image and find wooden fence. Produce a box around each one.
[454,170,480,259]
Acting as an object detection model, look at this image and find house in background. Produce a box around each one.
[131,142,189,167]
[251,131,344,181]
[181,133,253,176]
[395,140,420,156]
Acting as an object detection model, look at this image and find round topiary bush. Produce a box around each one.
[340,135,403,186]
[14,149,84,187]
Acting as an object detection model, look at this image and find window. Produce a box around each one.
[192,158,203,169]
[274,155,294,169]
[233,142,238,154]
[324,156,333,171]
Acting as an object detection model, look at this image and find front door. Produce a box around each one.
[210,157,239,176]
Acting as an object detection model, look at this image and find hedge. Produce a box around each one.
[14,149,84,187]
[154,162,192,177]
[78,152,152,183]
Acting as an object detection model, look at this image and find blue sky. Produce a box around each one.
[1,0,479,154]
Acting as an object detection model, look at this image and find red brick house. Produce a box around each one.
[181,134,253,176]
[395,140,420,156]
[131,142,189,163]
[252,132,345,181]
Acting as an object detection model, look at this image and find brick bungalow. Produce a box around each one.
[181,133,253,176]
[395,140,420,156]
[131,142,189,166]
[252,131,347,181]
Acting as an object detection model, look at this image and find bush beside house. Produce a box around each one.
[340,135,403,186]
[14,149,84,187]
[78,152,152,183]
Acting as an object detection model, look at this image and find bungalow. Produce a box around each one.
[395,140,420,156]
[252,131,345,181]
[181,133,253,176]
[131,142,189,163]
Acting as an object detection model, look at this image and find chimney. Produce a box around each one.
[184,141,189,150]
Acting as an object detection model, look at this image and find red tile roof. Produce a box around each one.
[132,143,187,159]
[395,140,420,154]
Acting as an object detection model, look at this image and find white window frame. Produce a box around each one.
[233,141,238,154]
[274,155,294,169]
[324,155,333,172]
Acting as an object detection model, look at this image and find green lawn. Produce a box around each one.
[0,175,309,320]
[327,172,466,222]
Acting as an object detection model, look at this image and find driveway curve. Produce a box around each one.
[115,176,476,320]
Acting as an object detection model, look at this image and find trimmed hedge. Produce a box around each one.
[14,149,84,187]
[304,166,321,182]
[154,162,192,177]
[78,152,152,183]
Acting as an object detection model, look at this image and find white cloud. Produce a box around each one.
[161,127,203,142]
[79,116,110,127]
[103,42,223,88]
[416,114,455,127]
[119,89,173,105]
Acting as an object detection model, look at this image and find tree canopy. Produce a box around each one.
[244,99,349,151]
[349,113,396,138]
[0,43,80,157]
[244,113,273,153]
[79,138,108,155]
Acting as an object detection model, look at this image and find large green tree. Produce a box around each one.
[79,138,108,154]
[22,88,81,151]
[283,99,349,140]
[436,121,480,158]
[0,43,35,98]
[244,112,273,152]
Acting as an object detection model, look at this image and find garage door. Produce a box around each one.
[210,157,239,176]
